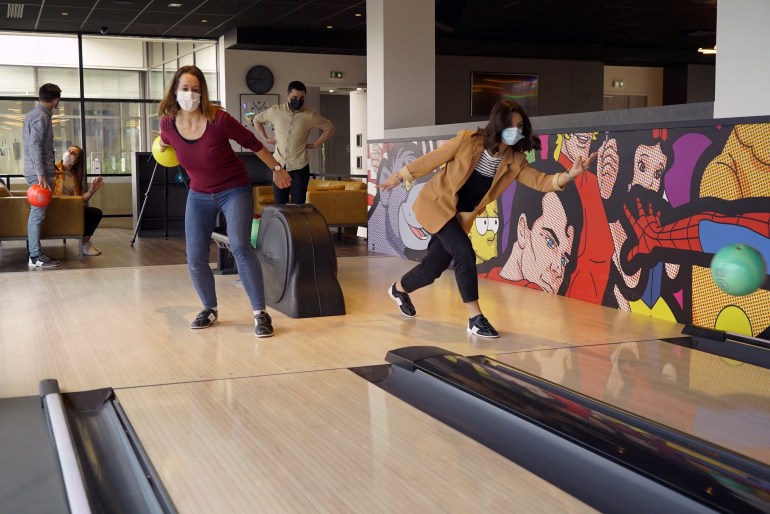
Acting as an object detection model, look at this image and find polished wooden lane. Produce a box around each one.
[0,257,683,398]
[3,251,766,512]
[492,341,770,465]
[0,227,370,273]
[115,369,596,513]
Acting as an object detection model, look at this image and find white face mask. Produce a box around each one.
[176,90,201,112]
[62,151,76,167]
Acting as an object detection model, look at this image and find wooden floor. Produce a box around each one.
[1,237,768,512]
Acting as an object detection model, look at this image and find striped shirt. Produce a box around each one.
[474,149,503,178]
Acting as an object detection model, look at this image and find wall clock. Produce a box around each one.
[246,65,274,94]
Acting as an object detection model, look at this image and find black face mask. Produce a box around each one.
[289,98,304,110]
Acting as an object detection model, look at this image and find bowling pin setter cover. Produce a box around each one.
[256,204,345,318]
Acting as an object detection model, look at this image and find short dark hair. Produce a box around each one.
[287,81,306,93]
[39,83,62,103]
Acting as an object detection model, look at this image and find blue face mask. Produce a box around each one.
[502,127,524,146]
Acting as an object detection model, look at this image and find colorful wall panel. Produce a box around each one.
[367,121,770,338]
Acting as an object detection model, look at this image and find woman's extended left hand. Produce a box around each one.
[569,151,597,178]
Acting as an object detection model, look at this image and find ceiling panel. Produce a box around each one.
[0,0,718,65]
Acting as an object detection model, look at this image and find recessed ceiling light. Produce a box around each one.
[329,90,334,93]
[168,3,182,7]
[201,19,208,23]
[61,12,69,16]
[354,13,362,17]
[326,25,333,29]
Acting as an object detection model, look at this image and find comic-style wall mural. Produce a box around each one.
[367,122,770,338]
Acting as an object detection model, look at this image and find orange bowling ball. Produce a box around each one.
[27,184,52,207]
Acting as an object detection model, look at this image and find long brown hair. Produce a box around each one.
[57,145,86,195]
[157,65,219,121]
[473,99,540,155]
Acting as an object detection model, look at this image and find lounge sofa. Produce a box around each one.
[0,183,85,255]
[253,178,368,228]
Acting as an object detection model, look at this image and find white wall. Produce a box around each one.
[222,49,366,114]
[603,66,663,107]
[350,91,367,174]
[714,0,770,117]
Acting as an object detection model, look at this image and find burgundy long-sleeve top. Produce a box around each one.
[160,109,263,193]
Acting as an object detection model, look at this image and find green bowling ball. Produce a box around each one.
[710,244,767,296]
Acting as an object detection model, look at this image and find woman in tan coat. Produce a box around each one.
[379,99,595,338]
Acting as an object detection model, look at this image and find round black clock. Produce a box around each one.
[246,65,274,94]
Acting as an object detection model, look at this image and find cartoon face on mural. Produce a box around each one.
[398,182,430,251]
[559,132,595,163]
[629,142,667,193]
[469,200,499,264]
[499,192,575,293]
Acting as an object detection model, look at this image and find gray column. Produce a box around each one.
[714,0,770,117]
[367,0,436,139]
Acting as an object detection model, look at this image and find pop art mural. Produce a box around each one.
[367,122,770,338]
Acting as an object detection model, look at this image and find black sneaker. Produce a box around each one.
[28,254,60,268]
[467,314,499,338]
[388,283,416,318]
[190,308,218,329]
[255,311,274,338]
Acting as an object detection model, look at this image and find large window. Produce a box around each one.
[0,33,218,174]
[0,32,218,218]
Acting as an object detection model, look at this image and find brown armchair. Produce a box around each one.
[253,178,368,228]
[0,184,85,255]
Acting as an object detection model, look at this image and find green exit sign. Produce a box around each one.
[330,71,343,79]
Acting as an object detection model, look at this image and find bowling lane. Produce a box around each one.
[115,369,596,513]
[0,257,683,398]
[491,340,770,465]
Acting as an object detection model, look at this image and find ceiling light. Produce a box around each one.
[329,90,334,93]
[7,3,24,18]
[698,45,717,54]
[61,12,69,16]
[355,13,362,17]
[326,25,333,29]
[168,3,182,7]
[201,19,208,23]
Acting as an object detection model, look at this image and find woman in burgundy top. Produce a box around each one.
[158,65,291,337]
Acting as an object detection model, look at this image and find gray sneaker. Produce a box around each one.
[255,311,274,338]
[28,254,60,268]
[190,308,218,329]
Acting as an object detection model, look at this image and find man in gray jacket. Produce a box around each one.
[23,83,61,268]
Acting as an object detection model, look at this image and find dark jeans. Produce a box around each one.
[400,216,479,303]
[84,206,102,237]
[272,164,310,205]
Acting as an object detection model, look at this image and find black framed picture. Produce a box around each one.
[471,72,539,117]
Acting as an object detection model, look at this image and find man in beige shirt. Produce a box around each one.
[254,80,335,204]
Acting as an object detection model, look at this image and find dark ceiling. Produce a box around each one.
[1,0,718,66]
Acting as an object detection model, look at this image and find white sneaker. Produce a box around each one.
[82,242,101,256]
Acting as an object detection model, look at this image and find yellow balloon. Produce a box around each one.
[152,136,179,167]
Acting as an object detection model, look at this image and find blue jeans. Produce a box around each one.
[185,186,265,311]
[25,175,49,258]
